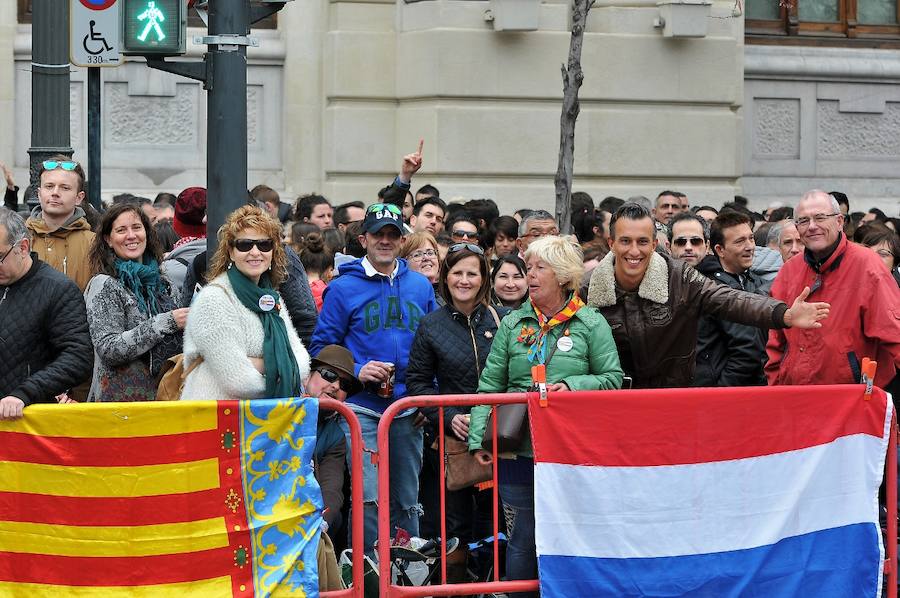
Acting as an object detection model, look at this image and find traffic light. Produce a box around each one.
[121,0,187,56]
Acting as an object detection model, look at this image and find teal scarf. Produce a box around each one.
[115,258,162,316]
[227,267,302,398]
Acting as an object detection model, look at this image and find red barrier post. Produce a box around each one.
[320,398,365,598]
[377,393,539,598]
[887,412,897,598]
[438,405,447,585]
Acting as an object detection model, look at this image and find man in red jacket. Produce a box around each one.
[766,190,900,388]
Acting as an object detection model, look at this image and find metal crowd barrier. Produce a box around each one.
[372,390,898,598]
[377,392,539,597]
[320,398,366,598]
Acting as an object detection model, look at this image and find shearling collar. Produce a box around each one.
[587,251,669,307]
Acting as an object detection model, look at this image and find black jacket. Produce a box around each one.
[693,255,768,387]
[406,302,509,438]
[0,256,94,404]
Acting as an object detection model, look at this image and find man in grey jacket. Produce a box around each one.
[0,208,93,419]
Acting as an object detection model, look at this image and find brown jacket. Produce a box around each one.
[26,208,96,292]
[587,251,788,388]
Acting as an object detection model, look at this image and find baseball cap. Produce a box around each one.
[362,203,403,234]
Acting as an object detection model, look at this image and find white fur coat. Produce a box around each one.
[181,273,311,401]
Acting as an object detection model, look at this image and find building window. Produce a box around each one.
[746,0,900,41]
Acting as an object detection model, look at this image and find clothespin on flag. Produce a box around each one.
[861,357,877,400]
[532,364,548,407]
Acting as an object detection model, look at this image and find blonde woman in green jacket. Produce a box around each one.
[468,235,622,597]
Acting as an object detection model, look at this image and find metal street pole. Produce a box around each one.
[87,68,102,211]
[27,0,74,209]
[205,0,249,256]
[145,1,285,256]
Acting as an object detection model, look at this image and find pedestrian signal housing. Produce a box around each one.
[121,0,187,56]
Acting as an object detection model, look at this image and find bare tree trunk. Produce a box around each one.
[554,0,593,235]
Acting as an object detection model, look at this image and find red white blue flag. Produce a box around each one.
[530,385,892,597]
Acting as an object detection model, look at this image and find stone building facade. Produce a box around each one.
[0,1,897,215]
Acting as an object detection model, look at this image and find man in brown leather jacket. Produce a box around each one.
[586,203,830,388]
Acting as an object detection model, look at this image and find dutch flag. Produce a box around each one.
[531,385,893,597]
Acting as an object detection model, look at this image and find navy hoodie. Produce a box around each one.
[309,257,437,413]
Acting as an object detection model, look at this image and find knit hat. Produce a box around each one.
[174,187,207,238]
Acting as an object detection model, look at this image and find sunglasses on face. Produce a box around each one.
[673,236,706,248]
[452,229,479,240]
[448,242,484,255]
[368,203,402,216]
[232,238,274,253]
[316,367,354,392]
[42,160,78,171]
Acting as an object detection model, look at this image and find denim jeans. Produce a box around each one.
[340,406,423,555]
[499,477,538,598]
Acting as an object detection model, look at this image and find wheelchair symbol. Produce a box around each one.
[83,20,113,55]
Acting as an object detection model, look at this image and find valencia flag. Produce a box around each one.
[0,398,322,597]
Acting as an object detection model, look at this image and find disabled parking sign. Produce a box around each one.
[70,0,121,67]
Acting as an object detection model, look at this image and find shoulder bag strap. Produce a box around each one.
[486,305,501,327]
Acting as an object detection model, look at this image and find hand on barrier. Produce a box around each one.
[0,396,25,420]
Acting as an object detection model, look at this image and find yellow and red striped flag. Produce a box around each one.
[0,398,322,597]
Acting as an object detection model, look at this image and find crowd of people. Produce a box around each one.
[1,148,899,595]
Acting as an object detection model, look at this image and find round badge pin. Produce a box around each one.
[556,336,574,352]
[258,295,277,312]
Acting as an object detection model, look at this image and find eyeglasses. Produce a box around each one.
[451,229,479,240]
[408,248,438,260]
[672,236,706,248]
[794,213,839,230]
[368,203,402,216]
[0,237,23,265]
[232,238,274,253]
[315,367,354,392]
[523,228,559,240]
[448,243,484,255]
[42,160,78,172]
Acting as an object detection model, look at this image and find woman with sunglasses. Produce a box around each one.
[399,231,443,303]
[491,254,529,309]
[406,242,509,584]
[84,203,188,402]
[468,236,623,598]
[181,205,310,402]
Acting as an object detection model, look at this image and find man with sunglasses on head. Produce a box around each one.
[25,155,95,291]
[767,190,900,388]
[0,208,93,421]
[694,210,770,387]
[310,201,437,554]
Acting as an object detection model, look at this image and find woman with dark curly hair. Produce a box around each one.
[182,205,310,401]
[84,203,188,402]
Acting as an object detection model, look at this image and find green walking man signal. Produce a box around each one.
[121,0,186,56]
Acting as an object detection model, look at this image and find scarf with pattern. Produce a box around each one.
[526,292,585,364]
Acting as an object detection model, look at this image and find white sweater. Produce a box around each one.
[181,273,311,401]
